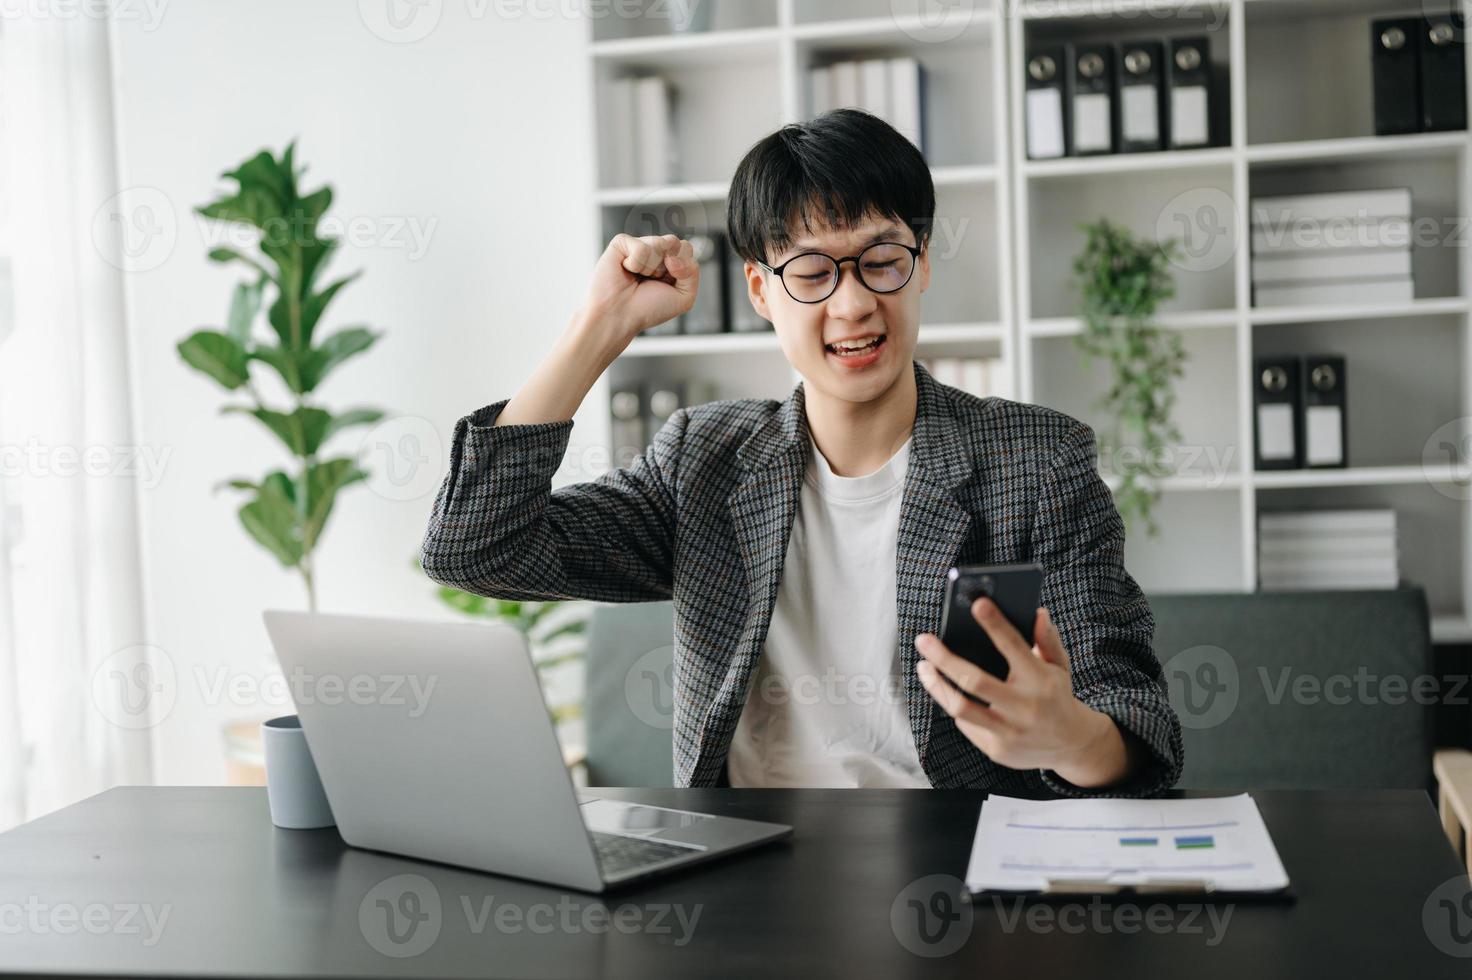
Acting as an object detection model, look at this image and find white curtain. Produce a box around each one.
[0,10,153,830]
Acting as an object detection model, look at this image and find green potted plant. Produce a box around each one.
[1071,219,1187,535]
[177,143,385,610]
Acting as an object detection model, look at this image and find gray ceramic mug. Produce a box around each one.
[261,714,336,829]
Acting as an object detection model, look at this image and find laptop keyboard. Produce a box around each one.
[590,831,696,876]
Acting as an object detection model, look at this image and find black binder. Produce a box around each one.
[1069,43,1116,156]
[1254,357,1302,470]
[1302,355,1348,469]
[1166,37,1211,149]
[1117,40,1166,153]
[679,232,726,335]
[1421,12,1467,132]
[1373,18,1422,136]
[1024,46,1071,160]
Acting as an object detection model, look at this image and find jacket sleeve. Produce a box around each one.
[418,399,683,603]
[1030,422,1184,798]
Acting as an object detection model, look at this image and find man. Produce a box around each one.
[420,109,1182,795]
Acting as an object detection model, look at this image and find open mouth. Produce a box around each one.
[825,335,886,357]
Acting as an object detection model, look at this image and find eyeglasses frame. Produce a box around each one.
[755,241,924,305]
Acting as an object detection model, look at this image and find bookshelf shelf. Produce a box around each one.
[587,0,1472,641]
[1249,297,1472,326]
[1245,131,1470,167]
[1253,465,1472,490]
[790,10,993,44]
[1022,146,1236,178]
[595,165,996,205]
[590,27,781,65]
[624,331,782,357]
[1017,0,1228,21]
[594,181,729,205]
[1028,309,1238,338]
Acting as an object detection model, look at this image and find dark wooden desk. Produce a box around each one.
[0,787,1467,978]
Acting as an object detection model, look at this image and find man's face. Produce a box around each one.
[741,210,930,406]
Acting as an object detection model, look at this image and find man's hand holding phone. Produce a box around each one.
[913,599,1136,790]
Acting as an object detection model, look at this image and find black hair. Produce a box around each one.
[725,108,935,265]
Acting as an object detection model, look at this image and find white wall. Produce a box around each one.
[109,1,600,783]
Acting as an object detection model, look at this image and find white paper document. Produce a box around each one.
[965,794,1290,893]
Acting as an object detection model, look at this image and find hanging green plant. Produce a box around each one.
[1071,219,1187,535]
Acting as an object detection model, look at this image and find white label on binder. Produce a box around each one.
[1122,86,1159,142]
[1305,405,1344,465]
[1257,403,1295,461]
[1074,93,1111,152]
[1026,88,1065,159]
[1171,86,1208,146]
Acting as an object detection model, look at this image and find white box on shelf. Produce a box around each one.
[859,58,889,120]
[810,65,832,117]
[635,75,676,186]
[605,76,640,187]
[1250,217,1413,256]
[1251,250,1413,284]
[1251,188,1413,226]
[831,61,860,110]
[1258,509,1397,535]
[1255,278,1415,308]
[888,56,925,151]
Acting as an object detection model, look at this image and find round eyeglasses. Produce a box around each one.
[757,242,922,304]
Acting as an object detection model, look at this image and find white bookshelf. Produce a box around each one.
[584,0,1472,642]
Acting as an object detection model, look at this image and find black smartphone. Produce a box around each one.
[938,563,1044,682]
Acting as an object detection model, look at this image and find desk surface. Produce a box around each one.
[0,787,1467,978]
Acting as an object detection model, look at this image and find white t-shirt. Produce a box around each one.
[727,431,930,788]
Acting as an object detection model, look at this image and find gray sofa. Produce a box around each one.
[583,588,1435,792]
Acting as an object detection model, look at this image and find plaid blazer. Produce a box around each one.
[420,360,1183,796]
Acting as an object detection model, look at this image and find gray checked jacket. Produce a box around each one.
[420,359,1183,796]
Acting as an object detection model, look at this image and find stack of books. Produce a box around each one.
[1250,188,1414,308]
[919,357,1010,400]
[809,57,926,152]
[603,75,678,187]
[1258,509,1399,591]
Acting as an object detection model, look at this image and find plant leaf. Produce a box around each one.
[325,408,384,442]
[238,478,302,567]
[226,280,264,345]
[302,457,368,550]
[177,330,250,390]
[300,273,360,345]
[223,405,332,456]
[248,345,308,395]
[300,327,379,390]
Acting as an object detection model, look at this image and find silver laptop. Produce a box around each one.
[262,610,791,892]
